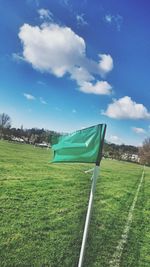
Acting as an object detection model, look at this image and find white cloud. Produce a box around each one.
[80,81,112,95]
[38,9,53,20]
[39,97,47,104]
[104,14,123,31]
[24,93,47,104]
[23,93,35,100]
[19,23,86,77]
[103,96,150,119]
[70,67,94,85]
[18,23,113,95]
[76,14,88,26]
[132,127,146,134]
[108,135,122,144]
[99,54,113,76]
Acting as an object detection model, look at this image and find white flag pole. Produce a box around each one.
[78,124,106,267]
[78,165,100,267]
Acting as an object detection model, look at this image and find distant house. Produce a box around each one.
[121,153,140,163]
[121,153,128,161]
[34,142,49,148]
[11,136,25,143]
[131,154,140,163]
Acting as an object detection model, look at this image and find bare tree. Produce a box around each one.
[0,113,11,138]
[139,137,150,165]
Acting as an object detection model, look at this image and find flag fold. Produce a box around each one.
[51,124,106,164]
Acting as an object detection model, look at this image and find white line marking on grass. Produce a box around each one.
[109,167,145,267]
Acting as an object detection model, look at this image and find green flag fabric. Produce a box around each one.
[51,124,106,164]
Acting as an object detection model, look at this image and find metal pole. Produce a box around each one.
[78,165,100,267]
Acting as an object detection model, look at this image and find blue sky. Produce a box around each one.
[0,0,150,146]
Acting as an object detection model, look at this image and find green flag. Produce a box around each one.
[51,124,106,164]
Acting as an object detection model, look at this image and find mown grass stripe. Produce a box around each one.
[109,167,145,267]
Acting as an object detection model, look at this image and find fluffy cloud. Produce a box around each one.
[132,127,146,134]
[19,23,86,77]
[103,96,150,119]
[18,23,113,95]
[79,81,112,95]
[70,67,94,85]
[99,54,113,76]
[23,93,35,100]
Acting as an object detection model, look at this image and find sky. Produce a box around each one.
[0,0,150,146]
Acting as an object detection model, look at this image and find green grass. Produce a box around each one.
[0,140,150,267]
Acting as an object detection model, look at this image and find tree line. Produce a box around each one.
[104,142,138,160]
[0,113,150,165]
[0,113,60,144]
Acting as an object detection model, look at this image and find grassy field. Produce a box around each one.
[0,140,150,267]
